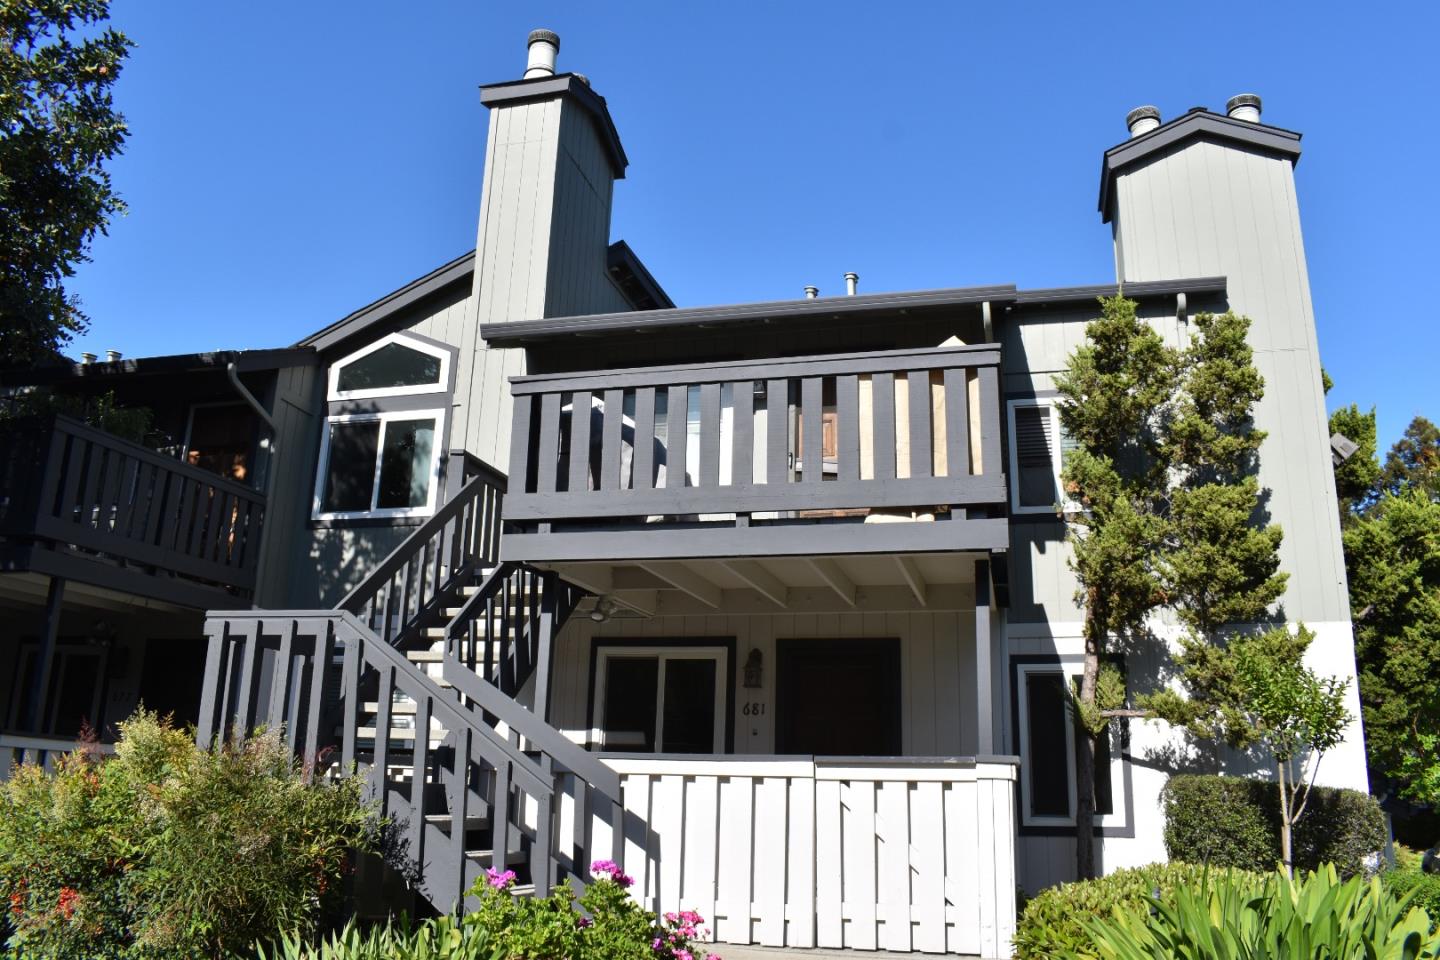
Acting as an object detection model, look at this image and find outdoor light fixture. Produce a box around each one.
[589,596,615,623]
[743,648,763,689]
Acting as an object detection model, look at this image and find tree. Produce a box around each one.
[0,0,131,368]
[1380,416,1440,501]
[1055,299,1288,878]
[1147,627,1351,874]
[1329,403,1381,521]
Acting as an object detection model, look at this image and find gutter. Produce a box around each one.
[226,362,280,509]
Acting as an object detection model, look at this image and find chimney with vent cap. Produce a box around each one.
[524,29,559,78]
[1226,93,1262,122]
[844,272,859,296]
[1126,105,1161,137]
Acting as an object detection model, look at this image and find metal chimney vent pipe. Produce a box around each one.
[80,352,96,365]
[1126,105,1161,137]
[804,285,819,299]
[525,29,560,79]
[844,272,859,296]
[1226,93,1262,123]
[106,350,122,362]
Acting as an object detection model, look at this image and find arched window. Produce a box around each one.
[327,332,450,400]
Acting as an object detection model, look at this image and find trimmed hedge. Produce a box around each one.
[1014,862,1265,960]
[1162,774,1385,877]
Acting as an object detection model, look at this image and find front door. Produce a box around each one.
[775,638,901,755]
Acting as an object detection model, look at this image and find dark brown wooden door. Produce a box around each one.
[775,639,901,756]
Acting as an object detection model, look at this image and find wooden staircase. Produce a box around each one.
[198,468,624,912]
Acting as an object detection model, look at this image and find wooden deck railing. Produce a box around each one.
[578,754,1018,958]
[502,344,1008,560]
[0,415,266,600]
[0,733,116,779]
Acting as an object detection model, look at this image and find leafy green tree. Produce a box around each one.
[1055,299,1289,878]
[1146,626,1352,873]
[0,0,131,368]
[1329,403,1381,520]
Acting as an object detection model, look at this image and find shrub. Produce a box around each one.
[254,915,497,959]
[1078,864,1440,959]
[1386,845,1440,934]
[1162,773,1385,876]
[0,710,376,960]
[1014,861,1265,960]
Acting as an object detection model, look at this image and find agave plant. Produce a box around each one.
[254,915,498,960]
[1075,864,1440,960]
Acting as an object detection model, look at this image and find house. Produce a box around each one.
[0,29,1368,959]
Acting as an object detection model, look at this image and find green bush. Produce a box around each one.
[254,916,497,960]
[1162,774,1386,876]
[1014,862,1265,960]
[1385,845,1440,934]
[0,711,376,960]
[1078,864,1440,959]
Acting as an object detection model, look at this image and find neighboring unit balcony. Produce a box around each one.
[501,344,1009,567]
[0,415,266,609]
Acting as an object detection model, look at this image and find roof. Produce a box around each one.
[480,73,628,178]
[0,347,315,388]
[299,250,476,352]
[481,276,1227,345]
[1098,108,1303,222]
[607,240,673,309]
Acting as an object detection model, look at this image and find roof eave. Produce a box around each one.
[479,73,628,179]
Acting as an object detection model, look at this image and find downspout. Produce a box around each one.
[226,362,279,507]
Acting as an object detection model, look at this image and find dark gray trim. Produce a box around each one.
[1008,653,1137,840]
[1,347,316,387]
[586,636,737,753]
[1013,276,1227,306]
[1099,110,1303,221]
[299,251,475,352]
[479,73,628,177]
[592,752,1020,766]
[481,285,1016,344]
[606,241,673,310]
[501,517,1011,563]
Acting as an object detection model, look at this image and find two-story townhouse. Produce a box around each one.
[4,29,1368,960]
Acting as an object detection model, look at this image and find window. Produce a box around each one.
[314,332,455,521]
[1014,658,1127,830]
[327,332,450,400]
[1007,399,1077,514]
[592,646,727,753]
[315,411,443,518]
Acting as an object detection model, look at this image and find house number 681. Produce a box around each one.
[742,702,766,716]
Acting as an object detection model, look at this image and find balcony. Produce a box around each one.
[501,344,1008,569]
[0,415,266,608]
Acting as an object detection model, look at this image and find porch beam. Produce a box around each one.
[974,559,994,755]
[895,556,928,607]
[637,561,722,609]
[724,560,788,607]
[610,589,658,618]
[651,583,974,616]
[21,576,65,740]
[549,563,611,596]
[808,558,856,607]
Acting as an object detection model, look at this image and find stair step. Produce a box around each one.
[407,648,445,662]
[356,727,450,743]
[425,813,491,831]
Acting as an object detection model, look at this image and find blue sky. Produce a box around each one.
[70,2,1436,450]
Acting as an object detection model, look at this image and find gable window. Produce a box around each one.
[591,645,728,753]
[1007,399,1077,514]
[327,332,451,401]
[1014,657,1127,831]
[314,332,455,521]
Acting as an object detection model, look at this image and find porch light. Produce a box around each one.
[589,596,615,623]
[743,648,763,689]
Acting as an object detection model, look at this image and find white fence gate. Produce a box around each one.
[560,756,1018,958]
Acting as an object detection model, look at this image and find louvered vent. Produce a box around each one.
[1015,407,1054,468]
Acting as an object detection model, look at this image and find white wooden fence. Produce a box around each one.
[560,756,1018,959]
[0,733,116,779]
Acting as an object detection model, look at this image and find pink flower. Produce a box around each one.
[576,916,592,928]
[590,858,635,888]
[486,867,517,889]
[675,950,693,960]
[652,937,664,951]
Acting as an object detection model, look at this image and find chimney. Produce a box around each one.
[105,350,122,363]
[844,272,859,296]
[804,285,819,299]
[525,29,560,78]
[80,352,96,365]
[1126,105,1161,138]
[1226,93,1262,123]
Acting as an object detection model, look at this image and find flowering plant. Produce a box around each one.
[468,860,719,960]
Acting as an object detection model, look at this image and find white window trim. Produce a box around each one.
[327,331,452,401]
[311,408,447,520]
[592,645,728,754]
[1007,398,1072,515]
[1015,658,1129,831]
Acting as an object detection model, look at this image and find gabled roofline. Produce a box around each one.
[480,73,628,178]
[480,284,1019,345]
[1098,109,1302,222]
[299,250,475,353]
[607,240,673,310]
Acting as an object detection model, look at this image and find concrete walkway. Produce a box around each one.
[711,945,999,960]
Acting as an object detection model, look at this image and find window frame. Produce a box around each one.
[1013,657,1131,832]
[590,644,729,754]
[326,331,452,402]
[311,408,447,521]
[1007,398,1076,515]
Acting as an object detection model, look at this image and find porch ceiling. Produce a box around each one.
[542,552,986,619]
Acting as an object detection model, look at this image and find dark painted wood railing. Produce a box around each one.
[340,463,504,645]
[0,415,266,599]
[198,611,624,907]
[502,344,1008,559]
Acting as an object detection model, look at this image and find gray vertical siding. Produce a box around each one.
[253,361,322,608]
[1110,139,1347,624]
